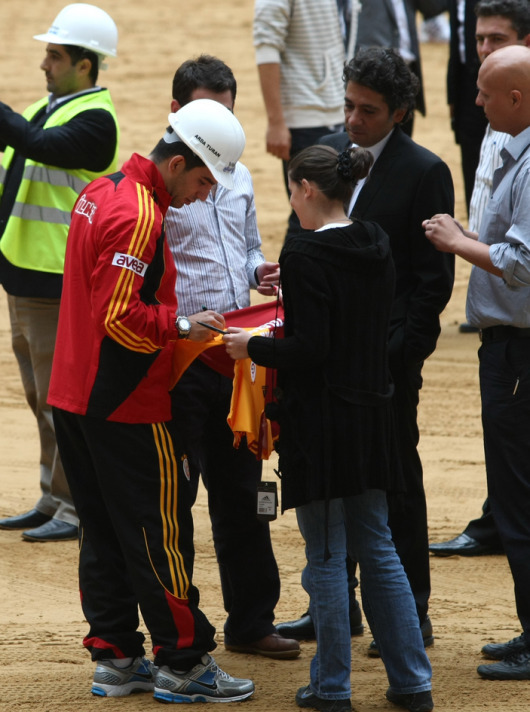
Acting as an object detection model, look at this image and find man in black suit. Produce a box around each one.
[276,48,455,658]
[448,0,489,213]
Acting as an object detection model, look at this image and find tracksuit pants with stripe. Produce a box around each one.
[53,407,216,670]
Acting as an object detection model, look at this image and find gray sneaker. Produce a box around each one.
[91,656,156,697]
[153,654,254,703]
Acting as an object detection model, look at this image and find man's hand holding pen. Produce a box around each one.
[187,309,226,342]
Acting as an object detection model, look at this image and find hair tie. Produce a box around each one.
[337,151,353,181]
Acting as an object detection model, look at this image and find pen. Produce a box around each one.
[196,320,228,335]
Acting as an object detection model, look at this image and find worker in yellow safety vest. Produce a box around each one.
[0,3,120,542]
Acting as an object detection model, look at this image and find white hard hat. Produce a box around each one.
[34,3,118,60]
[167,99,246,190]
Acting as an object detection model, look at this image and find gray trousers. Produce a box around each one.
[7,294,77,525]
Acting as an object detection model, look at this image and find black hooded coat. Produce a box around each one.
[247,219,402,511]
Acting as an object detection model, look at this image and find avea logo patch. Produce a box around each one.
[74,193,97,223]
[112,252,148,277]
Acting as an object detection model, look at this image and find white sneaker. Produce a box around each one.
[91,656,156,697]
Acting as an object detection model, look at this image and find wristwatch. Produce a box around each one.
[176,315,192,339]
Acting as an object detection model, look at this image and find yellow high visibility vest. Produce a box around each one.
[0,90,119,274]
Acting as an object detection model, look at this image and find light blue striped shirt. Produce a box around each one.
[467,125,530,327]
[164,162,265,316]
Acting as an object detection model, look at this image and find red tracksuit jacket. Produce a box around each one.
[48,153,180,423]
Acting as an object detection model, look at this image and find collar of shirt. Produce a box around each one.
[501,125,530,164]
[47,86,101,113]
[348,128,395,213]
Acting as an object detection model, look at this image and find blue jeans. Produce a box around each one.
[296,491,432,701]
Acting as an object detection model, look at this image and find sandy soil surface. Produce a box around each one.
[0,2,524,711]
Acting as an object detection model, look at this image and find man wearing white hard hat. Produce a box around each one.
[0,4,119,542]
[165,56,301,663]
[48,99,255,703]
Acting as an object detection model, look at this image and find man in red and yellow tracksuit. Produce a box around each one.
[48,100,255,704]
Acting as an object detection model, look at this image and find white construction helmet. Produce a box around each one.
[167,99,246,190]
[34,3,118,61]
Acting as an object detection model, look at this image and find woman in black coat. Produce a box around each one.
[224,145,433,712]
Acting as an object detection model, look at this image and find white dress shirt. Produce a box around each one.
[164,162,265,316]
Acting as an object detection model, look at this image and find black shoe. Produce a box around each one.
[0,508,52,530]
[477,648,530,680]
[429,532,503,557]
[22,519,78,542]
[482,634,526,660]
[276,601,364,642]
[368,615,434,658]
[295,685,351,712]
[385,688,433,712]
[459,322,479,334]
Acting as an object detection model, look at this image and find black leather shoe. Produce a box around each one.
[429,532,503,557]
[296,685,351,711]
[276,601,364,641]
[276,613,315,641]
[368,615,434,658]
[0,508,52,530]
[477,649,530,680]
[482,634,526,660]
[386,688,433,712]
[22,519,78,542]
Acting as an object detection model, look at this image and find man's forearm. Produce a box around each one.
[257,62,284,124]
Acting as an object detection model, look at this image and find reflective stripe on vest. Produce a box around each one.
[0,90,119,274]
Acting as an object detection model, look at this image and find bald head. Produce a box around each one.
[477,44,530,134]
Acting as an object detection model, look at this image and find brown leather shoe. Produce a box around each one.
[225,632,300,659]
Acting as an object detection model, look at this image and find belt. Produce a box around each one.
[479,325,530,343]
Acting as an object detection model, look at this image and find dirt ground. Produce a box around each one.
[0,2,525,711]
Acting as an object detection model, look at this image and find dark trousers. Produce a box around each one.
[53,408,216,669]
[386,360,430,625]
[282,124,343,240]
[458,129,485,215]
[464,497,502,548]
[480,337,530,642]
[171,359,281,644]
[453,62,488,213]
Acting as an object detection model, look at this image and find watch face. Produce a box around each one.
[177,316,192,337]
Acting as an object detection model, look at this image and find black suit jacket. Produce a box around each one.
[320,128,455,366]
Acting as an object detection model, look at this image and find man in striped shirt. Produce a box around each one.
[165,56,300,661]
